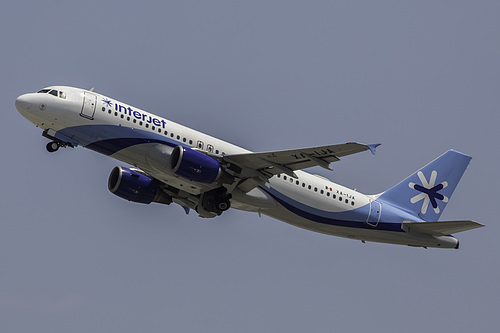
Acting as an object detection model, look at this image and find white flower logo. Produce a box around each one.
[409,170,449,214]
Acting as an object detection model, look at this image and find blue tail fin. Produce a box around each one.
[378,150,471,221]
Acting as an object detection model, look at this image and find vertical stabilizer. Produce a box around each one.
[378,150,471,221]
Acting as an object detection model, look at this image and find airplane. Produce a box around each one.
[15,86,483,249]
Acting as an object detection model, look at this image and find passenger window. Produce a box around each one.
[207,144,214,153]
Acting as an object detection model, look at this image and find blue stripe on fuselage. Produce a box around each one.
[85,137,175,155]
[56,125,180,155]
[262,187,403,232]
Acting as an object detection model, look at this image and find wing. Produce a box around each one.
[223,142,379,192]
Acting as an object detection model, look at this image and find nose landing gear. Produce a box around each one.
[46,141,60,152]
[42,129,75,153]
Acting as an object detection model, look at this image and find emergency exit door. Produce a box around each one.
[366,201,381,227]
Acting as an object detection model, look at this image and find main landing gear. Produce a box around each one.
[197,187,232,218]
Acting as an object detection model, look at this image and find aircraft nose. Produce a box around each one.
[15,93,43,116]
[15,94,32,113]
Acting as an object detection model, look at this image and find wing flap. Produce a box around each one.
[402,220,484,236]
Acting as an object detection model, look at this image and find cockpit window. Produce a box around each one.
[36,89,67,99]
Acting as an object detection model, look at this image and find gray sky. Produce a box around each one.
[1,1,498,332]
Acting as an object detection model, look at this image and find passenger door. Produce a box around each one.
[80,92,97,119]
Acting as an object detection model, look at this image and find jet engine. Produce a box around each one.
[108,166,171,205]
[170,146,221,184]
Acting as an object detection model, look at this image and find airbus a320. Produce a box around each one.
[15,86,483,248]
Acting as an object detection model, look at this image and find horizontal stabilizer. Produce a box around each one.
[402,220,484,236]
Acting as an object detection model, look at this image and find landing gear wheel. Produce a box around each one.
[218,198,231,212]
[198,188,232,217]
[46,141,59,152]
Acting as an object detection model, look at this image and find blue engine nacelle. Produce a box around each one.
[170,146,221,184]
[108,166,161,204]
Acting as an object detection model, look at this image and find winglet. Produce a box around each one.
[366,143,381,155]
[181,206,190,215]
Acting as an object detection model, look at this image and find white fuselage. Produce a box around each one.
[16,86,460,248]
